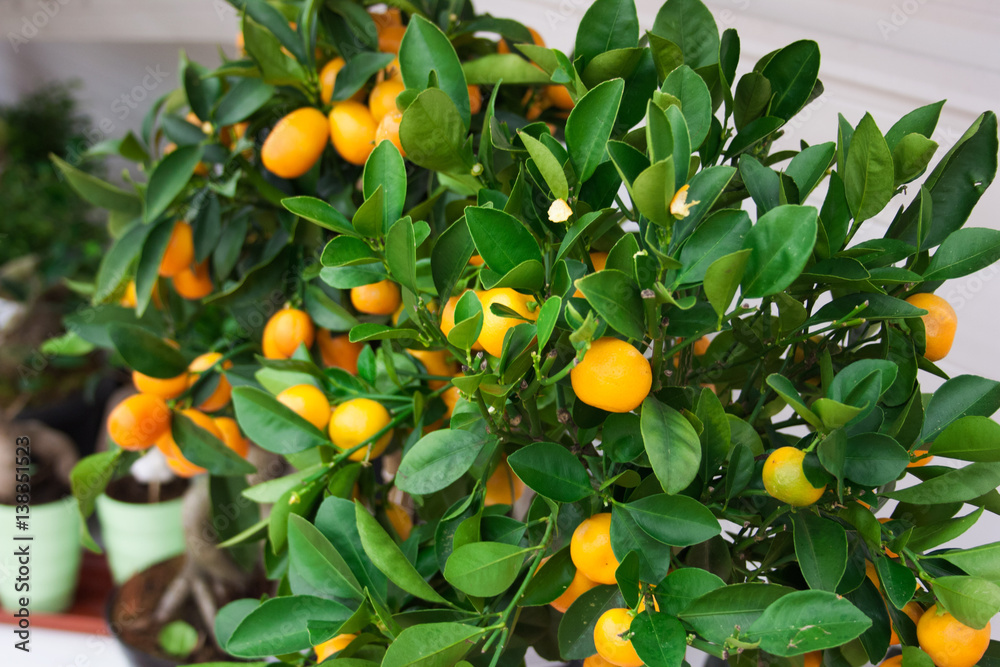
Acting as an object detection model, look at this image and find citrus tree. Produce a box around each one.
[54,0,1000,666]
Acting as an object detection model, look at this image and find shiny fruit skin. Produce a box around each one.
[442,386,460,419]
[317,330,363,374]
[468,85,483,115]
[439,292,483,350]
[570,513,619,585]
[890,601,924,645]
[314,633,356,662]
[593,608,643,667]
[477,288,538,357]
[804,651,823,667]
[351,280,401,315]
[917,605,991,667]
[484,459,526,506]
[329,398,393,461]
[878,657,902,667]
[213,416,250,458]
[187,352,233,412]
[908,449,933,467]
[171,260,212,299]
[763,446,826,506]
[262,308,316,360]
[574,252,609,297]
[369,79,405,120]
[276,384,331,431]
[551,568,599,613]
[547,85,575,110]
[319,57,345,105]
[378,24,406,53]
[407,349,457,390]
[385,502,412,541]
[261,108,329,179]
[375,110,405,156]
[571,337,652,413]
[107,394,171,450]
[132,369,189,400]
[158,222,194,277]
[497,26,544,54]
[583,656,618,667]
[328,100,378,166]
[905,293,957,362]
[156,408,224,477]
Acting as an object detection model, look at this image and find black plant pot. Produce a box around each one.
[17,373,118,456]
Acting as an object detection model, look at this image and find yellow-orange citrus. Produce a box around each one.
[918,605,990,667]
[314,634,356,662]
[498,26,544,54]
[593,608,642,667]
[156,408,224,477]
[878,657,902,667]
[484,458,526,506]
[277,384,331,431]
[263,307,316,360]
[442,386,461,419]
[319,57,345,105]
[132,369,189,401]
[107,394,171,450]
[477,288,538,357]
[570,512,619,585]
[550,567,598,614]
[385,502,412,541]
[583,656,618,667]
[408,349,457,390]
[158,222,194,277]
[571,337,651,413]
[468,85,483,115]
[351,280,401,315]
[908,449,933,468]
[378,24,406,53]
[439,292,483,350]
[547,85,575,110]
[375,109,404,156]
[187,352,233,412]
[890,601,924,645]
[329,398,393,461]
[905,293,957,362]
[762,446,826,506]
[574,252,609,297]
[369,79,404,120]
[213,416,250,459]
[261,108,329,179]
[171,260,212,300]
[804,652,823,667]
[317,330,363,374]
[329,100,377,166]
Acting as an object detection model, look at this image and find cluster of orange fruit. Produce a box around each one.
[118,221,211,304]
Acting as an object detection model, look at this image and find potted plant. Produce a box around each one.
[58,0,1000,666]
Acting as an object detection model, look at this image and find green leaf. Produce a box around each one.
[704,249,751,318]
[396,430,488,495]
[348,323,418,343]
[444,542,527,597]
[385,218,417,294]
[842,433,910,487]
[886,100,945,150]
[932,576,1000,630]
[662,65,712,148]
[672,165,738,241]
[740,205,818,298]
[766,374,823,431]
[679,583,792,645]
[651,0,720,69]
[734,72,772,131]
[787,142,836,197]
[508,442,594,502]
[381,623,486,667]
[929,416,1000,462]
[330,53,395,102]
[353,186,385,239]
[400,88,473,174]
[466,206,544,276]
[938,542,1000,583]
[354,501,449,605]
[740,155,781,215]
[536,296,562,350]
[906,507,983,554]
[760,40,821,121]
[893,133,938,186]
[315,497,387,602]
[725,116,785,159]
[631,611,687,667]
[431,217,475,304]
[921,375,1000,443]
[108,323,187,378]
[322,236,379,267]
[558,585,626,659]
[876,556,917,610]
[793,512,847,592]
[365,140,407,225]
[282,196,356,236]
[399,15,470,128]
[566,78,626,183]
[886,463,1000,505]
[576,269,647,341]
[642,396,702,494]
[214,78,274,126]
[657,568,726,616]
[287,514,364,601]
[226,595,352,658]
[575,0,640,67]
[623,494,721,546]
[463,54,552,85]
[746,590,872,656]
[519,131,569,200]
[844,113,894,224]
[50,154,141,215]
[172,412,256,476]
[924,228,1000,281]
[631,158,676,225]
[231,386,329,454]
[146,144,203,222]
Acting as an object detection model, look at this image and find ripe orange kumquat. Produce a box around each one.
[547,85,575,110]
[878,657,902,667]
[442,385,461,419]
[550,567,598,613]
[158,222,194,277]
[171,260,213,300]
[328,398,393,461]
[468,85,483,115]
[329,100,378,166]
[497,26,544,54]
[804,652,823,667]
[132,369,189,401]
[917,605,991,667]
[260,108,329,179]
[156,408,223,477]
[583,656,618,667]
[377,24,406,53]
[593,608,643,667]
[407,349,457,389]
[570,512,619,585]
[277,384,331,431]
[477,288,538,357]
[369,79,405,120]
[314,634,356,662]
[762,446,826,506]
[262,307,316,360]
[317,330,363,374]
[375,109,405,156]
[908,449,933,467]
[213,416,250,459]
[905,293,957,362]
[385,502,412,541]
[319,57,345,104]
[574,251,608,297]
[187,352,233,412]
[484,458,526,506]
[571,337,652,413]
[350,280,402,315]
[107,394,171,451]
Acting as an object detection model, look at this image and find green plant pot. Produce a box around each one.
[0,497,81,613]
[96,493,186,585]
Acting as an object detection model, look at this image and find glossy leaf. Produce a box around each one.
[746,590,872,656]
[444,542,527,597]
[642,396,702,494]
[741,205,818,298]
[793,512,847,592]
[624,494,721,546]
[399,15,470,127]
[566,78,626,183]
[508,442,594,502]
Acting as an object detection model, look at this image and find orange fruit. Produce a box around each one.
[890,601,924,645]
[484,458,526,506]
[369,79,405,120]
[550,567,598,613]
[583,656,618,667]
[407,349,457,390]
[187,352,233,412]
[378,24,406,54]
[317,330,363,374]
[260,108,329,179]
[593,608,642,667]
[804,652,823,667]
[171,260,212,300]
[319,57,345,105]
[469,255,486,267]
[468,85,483,115]
[908,449,933,468]
[442,385,461,419]
[878,657,902,667]
[262,307,316,360]
[571,337,652,413]
[370,7,402,29]
[385,502,412,541]
[351,280,401,315]
[497,26,544,54]
[574,252,608,297]
[276,384,331,431]
[132,369,189,401]
[158,222,194,277]
[315,634,356,662]
[918,605,991,667]
[329,100,378,166]
[107,394,171,450]
[121,280,163,309]
[546,85,575,110]
[156,408,224,477]
[905,293,957,362]
[693,336,711,356]
[763,447,826,506]
[570,512,619,585]
[439,292,483,350]
[329,398,393,461]
[375,109,405,156]
[213,416,250,458]
[477,288,538,357]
